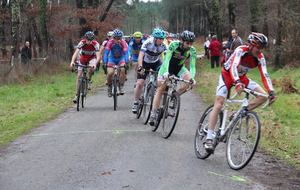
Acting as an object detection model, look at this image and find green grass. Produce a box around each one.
[0,66,106,146]
[194,55,300,167]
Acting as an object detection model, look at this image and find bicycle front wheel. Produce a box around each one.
[226,111,261,170]
[161,92,180,139]
[112,76,118,111]
[136,96,144,119]
[142,84,154,124]
[76,78,83,111]
[81,79,87,109]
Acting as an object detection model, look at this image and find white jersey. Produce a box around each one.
[141,37,167,63]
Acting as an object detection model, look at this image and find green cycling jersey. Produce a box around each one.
[159,41,197,79]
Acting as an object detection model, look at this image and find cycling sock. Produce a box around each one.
[207,129,214,140]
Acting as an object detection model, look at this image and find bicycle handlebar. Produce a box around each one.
[168,75,193,84]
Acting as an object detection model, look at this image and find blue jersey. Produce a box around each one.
[103,39,129,65]
[128,38,144,62]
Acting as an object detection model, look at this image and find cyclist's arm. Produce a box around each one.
[95,51,101,65]
[103,49,109,65]
[160,42,175,75]
[137,51,144,68]
[229,48,243,82]
[70,48,80,65]
[189,47,197,79]
[258,55,274,93]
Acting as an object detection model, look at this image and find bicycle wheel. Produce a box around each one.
[113,75,118,111]
[81,79,87,109]
[76,78,83,111]
[142,84,154,124]
[161,92,180,139]
[194,105,223,159]
[136,96,144,119]
[226,111,261,170]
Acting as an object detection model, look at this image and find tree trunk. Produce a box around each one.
[274,0,283,68]
[11,0,21,58]
[100,0,114,22]
[38,0,48,56]
[228,0,236,29]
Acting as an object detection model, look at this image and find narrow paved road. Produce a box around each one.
[0,70,293,190]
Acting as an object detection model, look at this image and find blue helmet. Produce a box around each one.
[113,29,123,38]
[152,28,166,39]
[84,31,95,41]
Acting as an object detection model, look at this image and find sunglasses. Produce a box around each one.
[114,37,121,40]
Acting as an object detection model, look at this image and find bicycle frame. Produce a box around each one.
[218,88,269,140]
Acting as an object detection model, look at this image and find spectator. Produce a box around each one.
[208,35,222,68]
[204,37,210,59]
[21,41,32,64]
[224,29,243,60]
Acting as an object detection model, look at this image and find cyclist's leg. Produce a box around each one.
[118,60,126,86]
[246,79,268,110]
[205,75,228,149]
[73,64,83,102]
[177,67,191,95]
[132,62,147,113]
[106,60,116,97]
[88,58,97,80]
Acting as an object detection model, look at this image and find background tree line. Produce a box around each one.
[124,0,300,68]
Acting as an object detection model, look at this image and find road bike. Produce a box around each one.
[152,75,192,139]
[111,65,122,111]
[194,88,268,170]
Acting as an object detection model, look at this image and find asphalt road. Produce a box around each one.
[0,69,287,190]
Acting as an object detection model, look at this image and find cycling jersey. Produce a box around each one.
[103,39,129,66]
[159,41,197,79]
[222,45,274,93]
[140,37,166,63]
[77,39,100,64]
[128,38,144,62]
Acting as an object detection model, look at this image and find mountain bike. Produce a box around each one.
[136,70,158,125]
[152,75,193,139]
[74,64,92,111]
[194,88,269,170]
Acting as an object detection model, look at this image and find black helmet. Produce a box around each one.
[84,31,95,41]
[181,30,195,42]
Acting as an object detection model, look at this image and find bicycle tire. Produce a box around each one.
[142,84,154,124]
[194,105,223,159]
[76,78,83,111]
[226,111,261,170]
[81,79,86,109]
[113,75,118,111]
[161,92,180,139]
[136,96,144,119]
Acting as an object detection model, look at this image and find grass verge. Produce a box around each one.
[0,65,106,146]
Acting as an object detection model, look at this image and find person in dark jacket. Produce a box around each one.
[21,41,32,64]
[208,35,222,68]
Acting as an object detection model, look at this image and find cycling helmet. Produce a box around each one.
[133,31,143,38]
[180,30,195,42]
[113,29,123,38]
[152,28,166,39]
[107,31,114,37]
[248,32,268,48]
[84,31,95,41]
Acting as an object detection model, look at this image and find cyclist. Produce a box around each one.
[204,32,277,151]
[99,31,114,73]
[70,31,100,103]
[128,31,144,72]
[103,29,129,96]
[131,28,167,114]
[149,30,197,126]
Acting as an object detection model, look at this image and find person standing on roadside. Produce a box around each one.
[21,41,32,64]
[208,35,222,68]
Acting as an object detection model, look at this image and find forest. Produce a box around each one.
[0,0,299,79]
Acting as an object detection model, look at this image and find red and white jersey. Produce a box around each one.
[223,45,274,93]
[77,39,100,64]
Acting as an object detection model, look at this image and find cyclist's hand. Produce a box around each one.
[163,72,169,79]
[137,65,144,74]
[235,82,245,94]
[190,78,196,85]
[70,62,75,69]
[268,91,276,105]
[124,64,129,71]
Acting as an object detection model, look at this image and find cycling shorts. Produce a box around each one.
[107,57,126,68]
[78,58,97,71]
[137,60,161,80]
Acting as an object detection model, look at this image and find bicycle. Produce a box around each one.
[194,87,269,170]
[111,65,122,111]
[74,64,92,111]
[152,75,193,139]
[136,70,158,124]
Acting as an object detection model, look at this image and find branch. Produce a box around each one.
[100,0,114,22]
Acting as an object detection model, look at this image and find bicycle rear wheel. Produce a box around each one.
[136,96,144,119]
[76,78,83,111]
[226,111,261,170]
[194,105,222,159]
[112,76,118,111]
[161,92,180,139]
